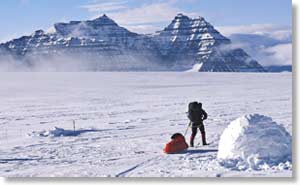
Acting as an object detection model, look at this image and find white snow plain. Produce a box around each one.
[217,114,292,171]
[0,72,292,177]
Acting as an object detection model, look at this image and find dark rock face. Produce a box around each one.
[0,14,266,72]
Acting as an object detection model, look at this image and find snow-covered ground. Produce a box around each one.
[0,72,292,177]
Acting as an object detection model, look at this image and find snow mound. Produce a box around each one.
[217,114,292,170]
[29,127,99,137]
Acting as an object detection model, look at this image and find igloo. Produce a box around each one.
[217,114,292,170]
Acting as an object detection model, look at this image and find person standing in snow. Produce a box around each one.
[187,102,208,147]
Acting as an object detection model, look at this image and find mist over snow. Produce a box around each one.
[0,52,165,72]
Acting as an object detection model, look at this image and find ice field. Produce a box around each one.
[0,72,292,177]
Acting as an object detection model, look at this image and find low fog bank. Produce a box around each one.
[0,53,171,72]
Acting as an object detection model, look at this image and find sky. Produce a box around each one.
[0,0,292,42]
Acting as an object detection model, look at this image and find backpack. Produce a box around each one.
[188,102,203,122]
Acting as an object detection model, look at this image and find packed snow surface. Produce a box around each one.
[217,114,292,170]
[0,72,292,177]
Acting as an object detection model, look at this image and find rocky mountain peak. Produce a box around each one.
[90,14,118,26]
[32,30,45,37]
[157,14,229,56]
[52,14,135,40]
[174,13,191,20]
[159,13,226,42]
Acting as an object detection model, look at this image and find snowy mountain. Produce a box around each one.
[0,14,266,72]
[155,14,266,72]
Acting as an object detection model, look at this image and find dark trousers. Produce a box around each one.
[190,123,207,146]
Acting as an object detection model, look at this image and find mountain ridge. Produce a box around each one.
[0,14,267,72]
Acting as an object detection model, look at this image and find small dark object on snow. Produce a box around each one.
[171,133,183,139]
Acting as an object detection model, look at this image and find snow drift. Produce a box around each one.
[29,127,99,137]
[217,114,292,170]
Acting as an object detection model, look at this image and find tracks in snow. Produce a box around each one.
[115,155,162,177]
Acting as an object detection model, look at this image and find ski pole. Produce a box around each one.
[73,120,76,133]
[184,122,191,136]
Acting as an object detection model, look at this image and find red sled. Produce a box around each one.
[164,133,189,154]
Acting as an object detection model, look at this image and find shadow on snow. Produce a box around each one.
[168,149,218,155]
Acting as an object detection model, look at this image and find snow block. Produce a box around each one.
[217,114,292,170]
[164,133,189,154]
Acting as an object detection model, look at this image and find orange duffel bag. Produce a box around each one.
[164,133,189,154]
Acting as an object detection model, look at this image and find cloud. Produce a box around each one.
[0,37,5,43]
[261,43,292,66]
[82,0,198,33]
[217,24,292,41]
[125,24,162,34]
[108,1,197,25]
[216,24,292,66]
[230,37,292,66]
[269,30,292,41]
[80,1,128,13]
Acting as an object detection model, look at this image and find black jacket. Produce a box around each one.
[188,108,207,123]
